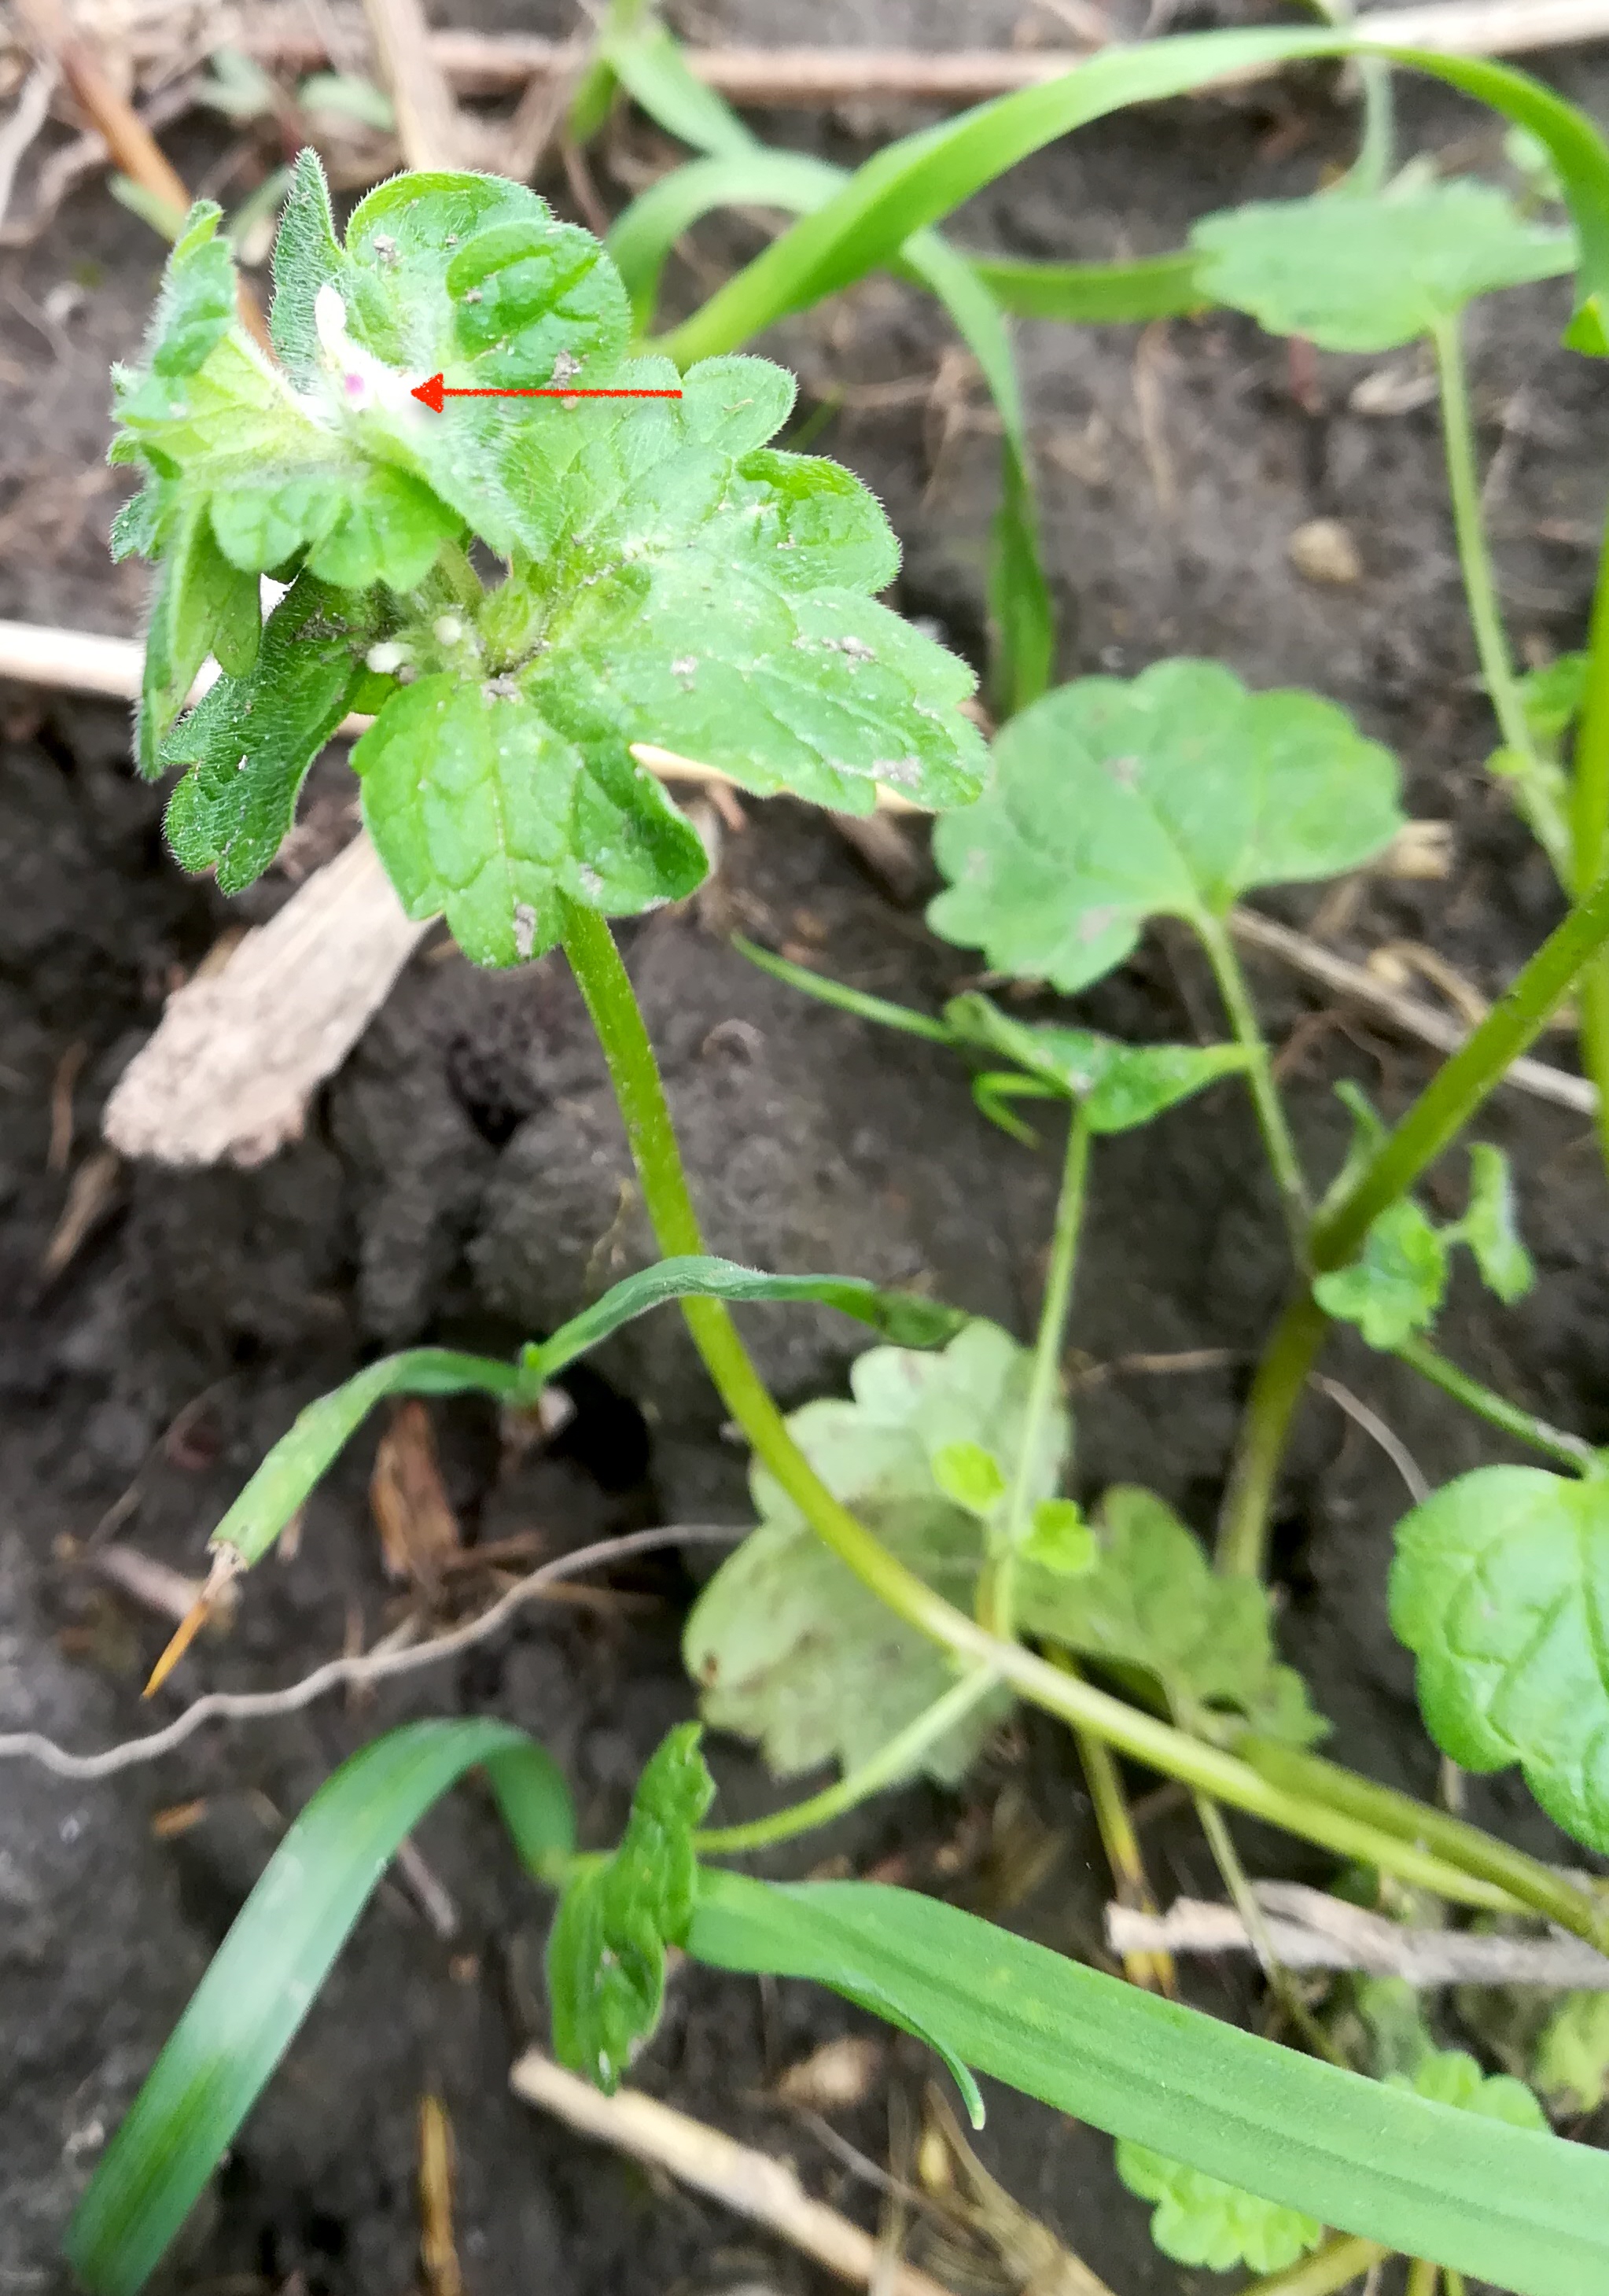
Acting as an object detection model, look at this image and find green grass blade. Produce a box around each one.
[607,17,755,160]
[689,1871,1609,2296]
[655,31,1609,369]
[523,1254,967,1380]
[971,249,1205,322]
[67,1722,573,2296]
[208,1345,527,1565]
[208,1260,962,1569]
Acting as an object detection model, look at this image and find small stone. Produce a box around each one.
[1287,518,1363,586]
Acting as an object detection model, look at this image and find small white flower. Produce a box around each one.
[311,284,425,425]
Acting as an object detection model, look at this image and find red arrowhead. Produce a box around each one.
[411,371,446,414]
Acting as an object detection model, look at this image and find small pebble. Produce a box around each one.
[1287,518,1363,586]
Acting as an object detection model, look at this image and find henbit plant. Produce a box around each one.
[62,24,1609,2296]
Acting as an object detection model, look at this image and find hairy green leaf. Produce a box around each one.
[1534,1992,1609,2116]
[1314,1199,1448,1347]
[1116,2142,1324,2272]
[162,576,380,892]
[929,662,1402,990]
[547,1723,713,2090]
[144,201,237,377]
[137,502,260,772]
[204,1256,963,1570]
[689,1869,1609,2292]
[1390,1465,1609,1852]
[67,1721,573,2296]
[352,675,705,964]
[685,1321,1065,1782]
[1191,179,1575,352]
[1018,1486,1325,1747]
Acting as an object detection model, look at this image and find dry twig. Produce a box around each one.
[0,1525,743,1781]
[1108,1880,1609,1988]
[510,2050,954,2296]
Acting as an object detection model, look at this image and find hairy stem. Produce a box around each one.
[696,1669,998,1855]
[1242,2236,1390,2296]
[1198,913,1309,1246]
[1569,499,1609,1175]
[558,905,1609,1948]
[1394,1335,1598,1476]
[978,1102,1090,1639]
[1218,865,1609,1577]
[1430,312,1570,879]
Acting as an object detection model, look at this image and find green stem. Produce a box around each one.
[1405,2259,1440,2296]
[557,905,1609,1948]
[1217,1291,1329,1579]
[1220,866,1609,1578]
[1430,312,1570,879]
[979,1103,1091,1640]
[1050,1647,1175,1994]
[1569,500,1609,1176]
[697,1669,997,1855]
[1241,2236,1389,2296]
[1394,1335,1598,1475]
[1193,1789,1346,2066]
[1198,914,1309,1246]
[1237,1734,1609,1947]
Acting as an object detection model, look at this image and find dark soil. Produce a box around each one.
[4,3,1609,2291]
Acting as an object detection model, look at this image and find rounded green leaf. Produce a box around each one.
[446,217,631,386]
[1313,1199,1449,1349]
[353,675,707,966]
[930,661,1403,990]
[1390,1465,1609,1852]
[66,1720,573,2296]
[1192,181,1576,354]
[1117,2140,1324,2272]
[304,463,459,591]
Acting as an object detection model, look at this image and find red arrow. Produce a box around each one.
[411,372,682,414]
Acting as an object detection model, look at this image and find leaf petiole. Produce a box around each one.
[1393,1333,1602,1476]
[694,1668,1000,1855]
[1430,309,1572,879]
[1196,912,1310,1248]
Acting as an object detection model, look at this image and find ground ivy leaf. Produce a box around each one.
[1455,1142,1534,1304]
[1390,1465,1609,1853]
[547,1723,713,2093]
[683,1322,1066,1783]
[929,661,1401,990]
[1388,2047,1548,2132]
[343,169,554,369]
[163,577,378,893]
[1191,179,1576,352]
[1313,1200,1449,1348]
[1535,1993,1609,2116]
[942,992,1248,1132]
[1116,2141,1324,2274]
[353,675,706,966]
[1018,1486,1326,1748]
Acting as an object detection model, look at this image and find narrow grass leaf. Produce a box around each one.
[206,1259,963,1571]
[688,1871,1609,2295]
[654,33,1609,369]
[67,1722,574,2296]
